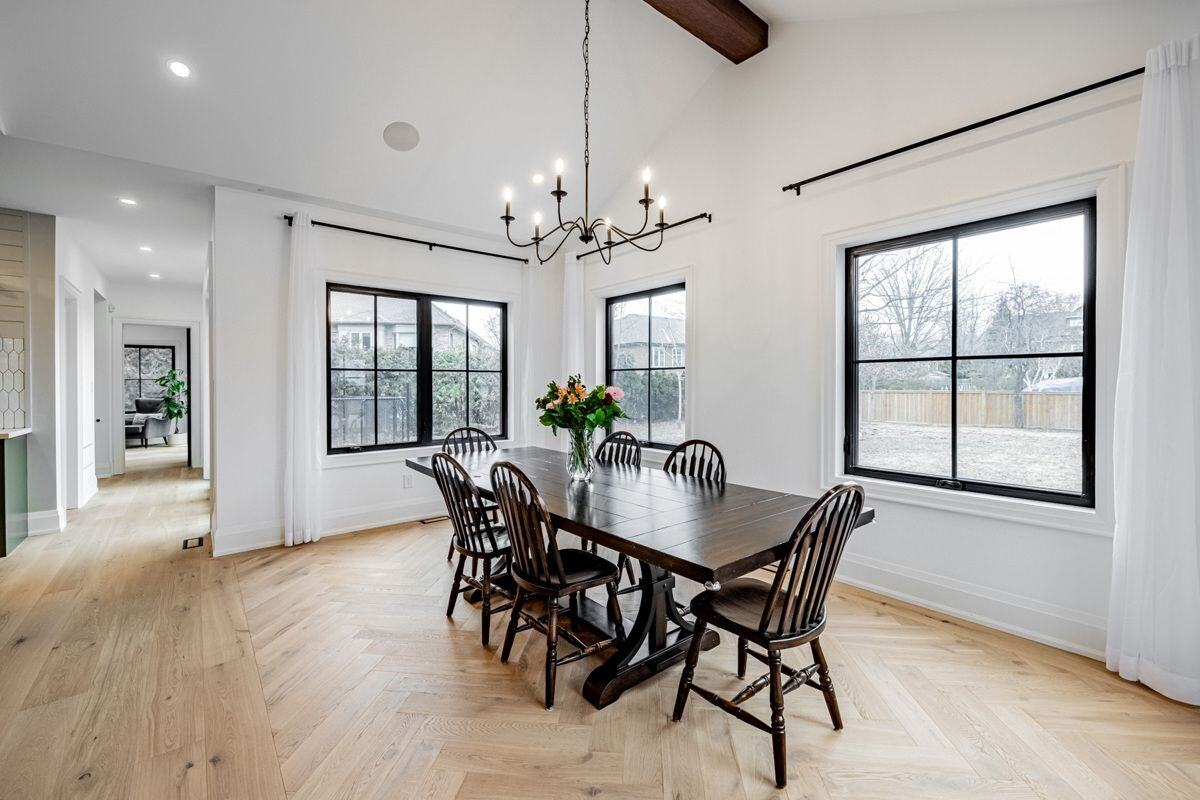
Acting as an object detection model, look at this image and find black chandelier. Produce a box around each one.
[501,0,670,265]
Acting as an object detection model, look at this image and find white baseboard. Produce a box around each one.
[837,553,1106,660]
[212,498,448,557]
[96,464,113,479]
[27,508,66,536]
[211,520,284,557]
[321,498,446,538]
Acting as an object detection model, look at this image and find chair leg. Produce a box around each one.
[811,638,843,731]
[768,650,787,788]
[446,540,454,561]
[604,580,625,643]
[672,618,707,721]
[446,554,466,617]
[480,558,493,648]
[616,554,635,585]
[545,600,559,709]
[500,588,525,663]
[737,637,748,679]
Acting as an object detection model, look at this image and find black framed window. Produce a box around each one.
[606,283,686,449]
[327,284,506,453]
[123,345,175,410]
[845,199,1095,506]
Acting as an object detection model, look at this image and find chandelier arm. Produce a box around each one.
[611,225,666,254]
[535,227,578,264]
[504,225,542,249]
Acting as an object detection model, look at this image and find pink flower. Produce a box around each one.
[605,386,625,401]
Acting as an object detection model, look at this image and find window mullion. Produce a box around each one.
[950,237,959,480]
[373,294,379,448]
[465,306,471,429]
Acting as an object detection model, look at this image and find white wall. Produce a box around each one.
[210,187,555,556]
[54,222,109,510]
[552,2,1200,658]
[122,323,190,434]
[105,279,204,474]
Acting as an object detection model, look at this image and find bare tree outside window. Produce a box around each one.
[847,202,1094,505]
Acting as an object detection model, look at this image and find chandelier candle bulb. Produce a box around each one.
[642,168,652,202]
[503,187,512,219]
[534,211,543,240]
[658,196,667,227]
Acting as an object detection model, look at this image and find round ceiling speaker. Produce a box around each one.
[383,121,420,152]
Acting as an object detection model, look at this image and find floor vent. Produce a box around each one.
[182,536,205,550]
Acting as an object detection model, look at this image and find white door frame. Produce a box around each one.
[58,277,83,509]
[111,314,202,476]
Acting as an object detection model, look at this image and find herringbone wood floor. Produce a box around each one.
[2,450,1198,798]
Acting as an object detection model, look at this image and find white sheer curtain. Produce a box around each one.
[1108,34,1200,704]
[516,262,537,445]
[562,251,586,381]
[283,211,323,546]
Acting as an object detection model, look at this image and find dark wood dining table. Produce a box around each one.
[407,445,874,709]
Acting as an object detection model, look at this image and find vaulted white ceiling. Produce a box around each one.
[748,0,1114,22]
[0,0,724,283]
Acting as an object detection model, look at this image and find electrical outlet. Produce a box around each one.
[402,474,413,489]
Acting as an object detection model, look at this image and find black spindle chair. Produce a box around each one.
[595,430,642,467]
[442,426,498,455]
[672,482,865,789]
[663,439,726,484]
[491,461,626,709]
[442,426,499,560]
[594,431,642,587]
[431,453,513,647]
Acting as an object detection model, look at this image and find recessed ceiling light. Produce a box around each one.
[139,246,153,252]
[532,174,544,185]
[167,60,191,78]
[118,197,138,206]
[148,273,162,279]
[382,121,420,152]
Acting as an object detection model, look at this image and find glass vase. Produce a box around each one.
[565,427,595,482]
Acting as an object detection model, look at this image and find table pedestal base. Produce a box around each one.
[579,561,719,709]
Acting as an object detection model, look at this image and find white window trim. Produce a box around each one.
[819,166,1127,537]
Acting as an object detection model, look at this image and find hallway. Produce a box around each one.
[0,450,235,798]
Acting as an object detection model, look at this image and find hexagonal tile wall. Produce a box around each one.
[0,338,26,430]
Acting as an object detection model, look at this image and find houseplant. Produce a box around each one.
[155,369,188,424]
[535,375,626,481]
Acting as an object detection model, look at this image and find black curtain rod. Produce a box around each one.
[782,66,1146,195]
[282,215,528,264]
[576,213,712,260]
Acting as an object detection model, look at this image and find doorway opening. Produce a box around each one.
[122,323,191,470]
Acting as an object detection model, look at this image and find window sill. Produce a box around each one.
[322,439,516,470]
[832,471,1113,537]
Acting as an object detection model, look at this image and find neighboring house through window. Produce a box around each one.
[606,283,687,448]
[327,284,506,453]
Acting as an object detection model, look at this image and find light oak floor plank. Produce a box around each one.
[1,446,1198,798]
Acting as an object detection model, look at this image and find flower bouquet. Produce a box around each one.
[535,375,626,481]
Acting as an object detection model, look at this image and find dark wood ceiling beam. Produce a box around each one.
[643,0,768,64]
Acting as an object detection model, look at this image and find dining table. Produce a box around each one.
[406,445,875,709]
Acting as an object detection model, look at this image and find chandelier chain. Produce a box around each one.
[583,0,590,170]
